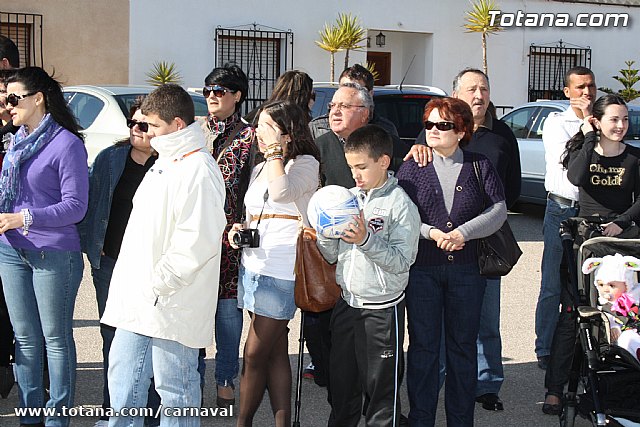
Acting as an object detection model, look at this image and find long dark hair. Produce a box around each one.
[258,100,320,164]
[267,70,314,120]
[7,67,83,140]
[562,94,627,169]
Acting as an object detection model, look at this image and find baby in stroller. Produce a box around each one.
[583,254,640,362]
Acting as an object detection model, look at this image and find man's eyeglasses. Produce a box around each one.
[327,102,365,111]
[126,119,149,132]
[202,85,237,98]
[6,92,38,107]
[424,121,456,131]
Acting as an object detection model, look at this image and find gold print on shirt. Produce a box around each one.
[589,163,625,186]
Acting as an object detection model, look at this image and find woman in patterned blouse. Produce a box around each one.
[200,63,255,408]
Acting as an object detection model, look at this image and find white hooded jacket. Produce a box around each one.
[101,121,226,348]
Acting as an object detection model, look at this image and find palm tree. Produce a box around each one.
[145,61,182,86]
[463,0,503,76]
[316,23,345,82]
[335,13,366,70]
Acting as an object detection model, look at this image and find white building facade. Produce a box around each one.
[129,0,640,109]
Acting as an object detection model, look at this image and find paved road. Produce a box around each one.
[0,204,591,426]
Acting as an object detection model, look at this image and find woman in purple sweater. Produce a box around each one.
[397,97,506,427]
[0,67,88,427]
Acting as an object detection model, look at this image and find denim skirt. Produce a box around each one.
[237,265,297,320]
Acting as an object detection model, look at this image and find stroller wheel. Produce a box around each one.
[560,399,577,427]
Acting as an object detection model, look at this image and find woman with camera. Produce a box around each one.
[229,101,320,427]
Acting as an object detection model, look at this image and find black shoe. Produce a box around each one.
[542,393,562,415]
[399,414,409,426]
[0,365,14,398]
[475,393,504,411]
[537,355,550,370]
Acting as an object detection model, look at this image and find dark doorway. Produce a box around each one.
[367,52,391,85]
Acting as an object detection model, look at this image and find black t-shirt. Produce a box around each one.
[102,150,156,259]
[567,133,640,225]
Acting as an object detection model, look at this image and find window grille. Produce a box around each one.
[0,11,43,67]
[528,42,591,101]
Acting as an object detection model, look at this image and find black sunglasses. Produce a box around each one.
[6,92,38,107]
[202,85,237,98]
[424,121,456,131]
[126,118,149,132]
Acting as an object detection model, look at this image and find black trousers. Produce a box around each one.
[328,298,405,427]
[545,250,577,396]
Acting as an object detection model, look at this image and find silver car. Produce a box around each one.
[62,85,209,164]
[500,100,640,205]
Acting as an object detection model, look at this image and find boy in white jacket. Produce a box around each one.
[102,84,226,427]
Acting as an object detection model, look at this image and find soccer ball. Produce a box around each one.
[307,185,360,239]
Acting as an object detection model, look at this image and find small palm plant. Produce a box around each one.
[364,61,381,83]
[145,61,183,86]
[316,23,345,82]
[464,0,503,76]
[336,13,366,70]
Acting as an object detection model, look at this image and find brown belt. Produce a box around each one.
[251,214,300,221]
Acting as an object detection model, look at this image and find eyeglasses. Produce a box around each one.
[6,92,38,107]
[202,85,237,98]
[126,119,149,132]
[327,102,365,111]
[424,121,456,131]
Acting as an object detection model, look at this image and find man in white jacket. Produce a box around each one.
[102,84,226,427]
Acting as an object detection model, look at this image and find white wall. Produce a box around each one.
[129,0,640,108]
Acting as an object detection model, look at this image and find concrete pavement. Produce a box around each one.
[0,204,591,426]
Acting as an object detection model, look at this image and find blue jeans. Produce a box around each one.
[535,198,578,357]
[476,277,503,396]
[0,243,82,427]
[406,263,486,427]
[92,254,117,414]
[108,329,201,427]
[214,298,243,387]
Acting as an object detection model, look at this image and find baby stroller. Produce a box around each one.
[558,217,640,427]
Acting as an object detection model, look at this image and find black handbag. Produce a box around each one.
[473,161,522,276]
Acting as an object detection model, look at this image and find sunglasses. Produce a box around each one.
[424,121,456,131]
[202,85,237,98]
[126,118,149,132]
[6,92,38,107]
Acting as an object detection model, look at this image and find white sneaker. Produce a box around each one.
[94,420,109,427]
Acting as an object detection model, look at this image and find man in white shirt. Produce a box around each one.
[535,67,596,378]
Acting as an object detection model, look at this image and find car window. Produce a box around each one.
[66,93,105,130]
[530,107,560,139]
[501,107,538,139]
[190,95,209,117]
[375,95,437,140]
[311,88,335,118]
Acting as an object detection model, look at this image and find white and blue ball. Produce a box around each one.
[307,185,361,239]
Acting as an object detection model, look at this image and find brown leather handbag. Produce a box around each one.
[294,227,341,312]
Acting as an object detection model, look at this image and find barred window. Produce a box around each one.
[0,12,43,67]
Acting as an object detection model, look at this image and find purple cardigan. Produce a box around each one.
[397,150,505,266]
[0,126,89,251]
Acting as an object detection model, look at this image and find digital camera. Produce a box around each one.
[233,228,260,248]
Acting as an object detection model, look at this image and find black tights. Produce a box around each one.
[237,313,291,427]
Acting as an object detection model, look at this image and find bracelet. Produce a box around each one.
[266,153,284,161]
[21,208,33,236]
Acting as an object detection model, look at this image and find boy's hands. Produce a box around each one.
[341,211,368,245]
